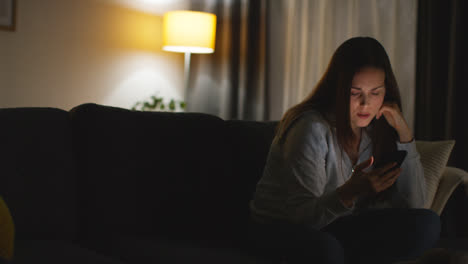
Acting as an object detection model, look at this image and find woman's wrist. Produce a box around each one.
[337,185,357,208]
[397,125,413,143]
[398,132,414,143]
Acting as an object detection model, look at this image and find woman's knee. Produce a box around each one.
[248,220,344,263]
[286,230,344,264]
[409,209,441,246]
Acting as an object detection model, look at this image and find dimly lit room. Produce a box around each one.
[0,0,467,263]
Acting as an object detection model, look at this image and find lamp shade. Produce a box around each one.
[163,11,216,54]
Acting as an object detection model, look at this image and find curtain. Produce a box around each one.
[415,0,468,171]
[187,0,417,124]
[188,0,269,120]
[274,0,418,128]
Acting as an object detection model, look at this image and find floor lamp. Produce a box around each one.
[162,11,217,107]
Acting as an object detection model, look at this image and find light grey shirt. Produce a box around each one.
[250,110,426,229]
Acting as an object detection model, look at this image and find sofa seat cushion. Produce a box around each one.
[436,238,468,251]
[13,240,126,264]
[91,236,273,264]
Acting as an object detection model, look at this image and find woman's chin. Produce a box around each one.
[356,120,372,128]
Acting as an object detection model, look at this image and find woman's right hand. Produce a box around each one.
[337,156,401,207]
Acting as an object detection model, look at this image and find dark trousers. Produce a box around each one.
[248,208,441,264]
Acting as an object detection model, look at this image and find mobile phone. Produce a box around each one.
[380,150,407,173]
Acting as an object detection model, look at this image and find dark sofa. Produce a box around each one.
[0,103,467,263]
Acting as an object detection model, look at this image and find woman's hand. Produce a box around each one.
[376,103,413,143]
[337,157,401,207]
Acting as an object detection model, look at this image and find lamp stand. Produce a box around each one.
[183,51,192,106]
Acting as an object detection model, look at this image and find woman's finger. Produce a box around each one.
[381,169,401,189]
[353,156,374,173]
[373,162,397,175]
[380,167,401,183]
[371,168,400,192]
[382,102,400,110]
[380,106,396,118]
[377,103,400,120]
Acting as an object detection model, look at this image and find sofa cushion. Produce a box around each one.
[223,120,277,231]
[0,108,77,241]
[416,140,455,208]
[70,104,235,241]
[88,236,272,264]
[14,240,125,264]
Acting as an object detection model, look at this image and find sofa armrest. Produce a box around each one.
[431,166,468,215]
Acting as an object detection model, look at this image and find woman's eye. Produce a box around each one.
[371,92,380,96]
[351,93,360,96]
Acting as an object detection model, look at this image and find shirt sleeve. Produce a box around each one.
[282,115,353,229]
[393,139,426,208]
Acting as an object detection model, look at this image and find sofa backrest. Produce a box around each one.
[71,104,242,242]
[0,108,78,241]
[223,120,277,230]
[0,103,278,244]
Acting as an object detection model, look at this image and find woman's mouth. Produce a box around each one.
[357,113,370,119]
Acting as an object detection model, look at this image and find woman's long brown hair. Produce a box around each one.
[274,37,401,167]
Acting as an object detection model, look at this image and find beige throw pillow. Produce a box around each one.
[416,140,455,209]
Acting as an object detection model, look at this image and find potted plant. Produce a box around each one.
[131,94,186,112]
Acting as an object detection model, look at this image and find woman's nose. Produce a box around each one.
[360,94,369,106]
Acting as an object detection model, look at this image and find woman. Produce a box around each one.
[249,37,440,264]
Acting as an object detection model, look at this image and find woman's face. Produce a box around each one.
[349,67,386,133]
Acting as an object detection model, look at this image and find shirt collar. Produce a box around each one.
[359,126,372,153]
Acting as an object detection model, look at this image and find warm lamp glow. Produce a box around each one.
[162,11,216,54]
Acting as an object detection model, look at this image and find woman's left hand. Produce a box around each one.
[376,103,413,143]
